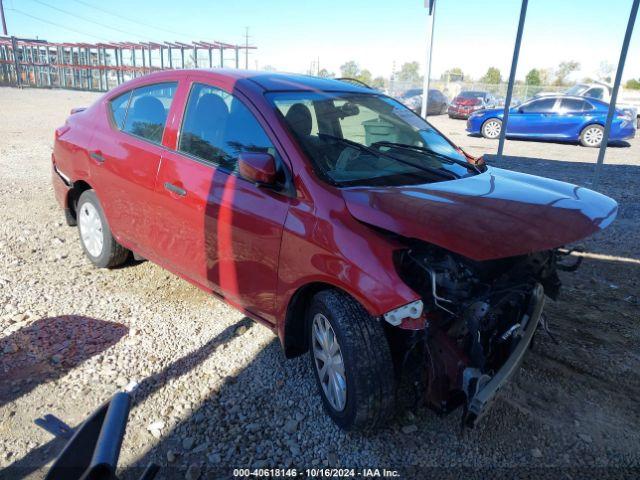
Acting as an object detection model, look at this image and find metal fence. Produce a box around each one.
[0,36,256,91]
[389,79,565,103]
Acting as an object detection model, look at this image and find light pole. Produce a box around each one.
[593,0,639,187]
[420,0,436,119]
[497,0,528,159]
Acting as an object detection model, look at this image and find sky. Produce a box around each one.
[3,0,639,82]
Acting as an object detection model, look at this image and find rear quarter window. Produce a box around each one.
[109,91,131,129]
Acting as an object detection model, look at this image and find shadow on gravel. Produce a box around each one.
[117,335,296,480]
[0,315,128,409]
[3,317,252,480]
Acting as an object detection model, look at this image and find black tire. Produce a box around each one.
[307,290,395,431]
[76,190,129,268]
[481,118,502,139]
[579,124,604,147]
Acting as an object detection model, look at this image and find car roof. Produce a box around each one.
[199,69,375,93]
[113,68,377,96]
[523,95,610,110]
[528,95,602,103]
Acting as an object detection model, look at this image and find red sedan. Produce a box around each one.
[52,69,616,431]
[448,90,497,119]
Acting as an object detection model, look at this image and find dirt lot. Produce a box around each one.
[0,87,639,479]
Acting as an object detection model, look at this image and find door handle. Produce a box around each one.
[164,182,187,197]
[90,151,105,163]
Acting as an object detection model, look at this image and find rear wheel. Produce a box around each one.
[77,190,129,268]
[308,290,395,431]
[481,118,502,139]
[580,124,604,147]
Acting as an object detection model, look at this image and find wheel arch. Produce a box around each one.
[280,281,371,359]
[482,116,502,127]
[64,179,93,226]
[580,121,605,131]
[579,122,606,146]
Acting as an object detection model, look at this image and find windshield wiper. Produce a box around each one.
[318,134,458,181]
[371,141,482,174]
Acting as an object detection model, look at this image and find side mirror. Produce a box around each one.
[238,152,277,185]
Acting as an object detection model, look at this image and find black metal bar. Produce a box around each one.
[497,0,528,158]
[88,392,131,476]
[0,0,8,36]
[593,0,639,187]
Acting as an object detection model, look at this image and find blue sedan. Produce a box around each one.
[466,96,636,147]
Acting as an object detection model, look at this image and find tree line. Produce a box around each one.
[300,59,640,90]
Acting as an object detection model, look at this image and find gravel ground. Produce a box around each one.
[0,87,639,479]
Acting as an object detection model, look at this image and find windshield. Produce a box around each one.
[565,84,589,96]
[268,91,477,187]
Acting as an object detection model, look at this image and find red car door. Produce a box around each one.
[154,77,290,324]
[89,81,179,254]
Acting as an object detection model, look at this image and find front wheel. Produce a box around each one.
[481,118,502,139]
[308,290,395,431]
[77,190,129,268]
[580,124,604,147]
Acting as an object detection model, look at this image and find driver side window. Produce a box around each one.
[178,83,279,174]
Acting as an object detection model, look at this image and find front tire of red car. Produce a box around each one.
[307,290,395,431]
[76,190,129,268]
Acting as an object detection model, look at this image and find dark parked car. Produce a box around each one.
[467,95,636,147]
[448,90,497,119]
[52,70,617,431]
[400,87,448,115]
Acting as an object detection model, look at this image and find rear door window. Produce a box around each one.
[559,98,591,112]
[122,82,177,144]
[520,98,557,113]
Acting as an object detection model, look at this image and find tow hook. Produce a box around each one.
[556,247,584,271]
[461,367,490,430]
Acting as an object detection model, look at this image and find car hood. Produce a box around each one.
[341,167,617,261]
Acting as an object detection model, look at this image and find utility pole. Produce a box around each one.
[497,0,528,159]
[420,0,436,119]
[1,0,8,36]
[244,26,249,69]
[593,0,639,187]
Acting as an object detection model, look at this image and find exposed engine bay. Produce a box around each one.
[386,242,581,426]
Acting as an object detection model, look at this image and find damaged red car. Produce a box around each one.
[51,70,617,431]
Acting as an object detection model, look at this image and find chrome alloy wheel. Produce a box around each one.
[312,313,347,411]
[583,126,603,146]
[78,202,104,258]
[483,119,501,139]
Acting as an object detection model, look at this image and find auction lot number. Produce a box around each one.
[233,468,400,478]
